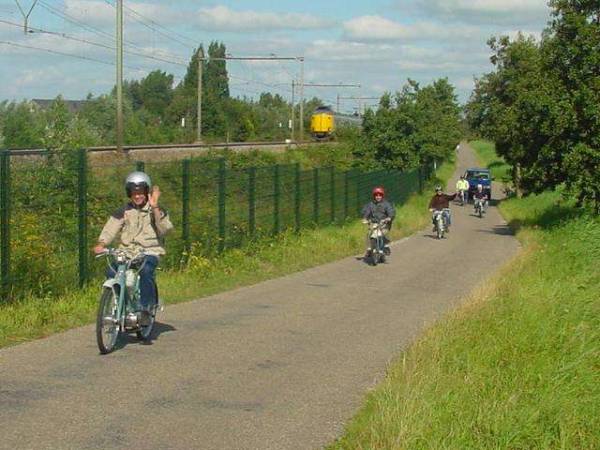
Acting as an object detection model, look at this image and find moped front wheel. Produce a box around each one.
[136,284,158,342]
[136,307,156,341]
[96,288,120,354]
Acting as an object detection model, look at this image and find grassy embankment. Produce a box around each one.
[470,139,512,182]
[329,142,599,449]
[0,159,455,349]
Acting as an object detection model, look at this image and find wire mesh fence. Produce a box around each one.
[0,149,428,301]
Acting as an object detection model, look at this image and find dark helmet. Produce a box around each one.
[372,186,385,198]
[125,171,152,197]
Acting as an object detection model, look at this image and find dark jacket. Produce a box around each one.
[362,200,395,222]
[428,193,456,210]
[473,191,488,200]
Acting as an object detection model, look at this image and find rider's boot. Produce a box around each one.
[138,309,151,327]
[383,245,391,256]
[364,248,372,259]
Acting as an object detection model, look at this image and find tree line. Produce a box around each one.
[466,0,599,212]
[354,78,462,173]
[0,41,324,150]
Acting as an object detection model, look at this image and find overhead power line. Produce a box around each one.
[38,0,115,43]
[101,0,196,49]
[0,39,143,70]
[0,18,188,67]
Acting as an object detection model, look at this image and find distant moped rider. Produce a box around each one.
[472,184,488,212]
[428,185,456,231]
[94,171,173,326]
[456,176,469,204]
[362,186,396,256]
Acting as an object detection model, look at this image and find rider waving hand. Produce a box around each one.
[428,185,457,230]
[94,172,173,325]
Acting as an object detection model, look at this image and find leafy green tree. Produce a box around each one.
[356,79,461,171]
[467,0,599,208]
[2,101,45,148]
[138,70,174,117]
[43,96,71,151]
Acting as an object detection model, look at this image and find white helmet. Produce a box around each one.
[477,184,483,190]
[125,171,151,196]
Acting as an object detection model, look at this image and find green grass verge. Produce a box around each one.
[470,139,511,183]
[0,160,455,349]
[328,191,599,449]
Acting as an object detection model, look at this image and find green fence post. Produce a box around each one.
[313,167,320,225]
[329,166,335,223]
[218,158,226,252]
[77,149,88,288]
[136,161,145,172]
[294,163,301,233]
[273,164,280,235]
[182,159,191,258]
[355,170,361,216]
[248,166,256,238]
[0,151,10,300]
[344,170,349,220]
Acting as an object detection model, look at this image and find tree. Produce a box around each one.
[355,79,461,172]
[467,0,600,208]
[2,101,45,148]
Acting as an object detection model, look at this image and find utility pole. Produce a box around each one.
[14,0,38,34]
[291,79,295,141]
[338,96,379,116]
[299,57,304,142]
[300,83,360,113]
[116,0,124,153]
[197,47,203,143]
[196,54,301,142]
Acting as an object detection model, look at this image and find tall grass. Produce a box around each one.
[0,159,455,348]
[329,191,599,449]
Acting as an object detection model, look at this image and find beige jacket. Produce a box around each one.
[98,202,173,256]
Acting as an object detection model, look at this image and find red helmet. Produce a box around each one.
[372,186,385,198]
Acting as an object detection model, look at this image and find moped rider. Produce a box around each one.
[455,176,469,204]
[94,172,173,325]
[362,186,395,257]
[428,185,456,232]
[472,184,488,213]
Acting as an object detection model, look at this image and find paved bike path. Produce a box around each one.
[0,144,520,450]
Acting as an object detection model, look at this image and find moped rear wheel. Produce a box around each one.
[96,288,120,354]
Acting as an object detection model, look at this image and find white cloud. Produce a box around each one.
[63,0,181,26]
[343,15,484,42]
[306,39,396,61]
[195,6,332,32]
[414,0,550,25]
[63,0,114,26]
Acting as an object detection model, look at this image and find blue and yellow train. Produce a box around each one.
[310,106,361,140]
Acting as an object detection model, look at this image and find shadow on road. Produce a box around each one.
[112,321,177,351]
[476,225,514,236]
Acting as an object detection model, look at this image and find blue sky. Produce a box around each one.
[0,0,551,110]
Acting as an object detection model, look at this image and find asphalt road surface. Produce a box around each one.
[0,143,520,450]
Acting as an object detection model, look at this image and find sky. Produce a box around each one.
[0,0,552,111]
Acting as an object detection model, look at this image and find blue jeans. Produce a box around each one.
[107,255,159,310]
